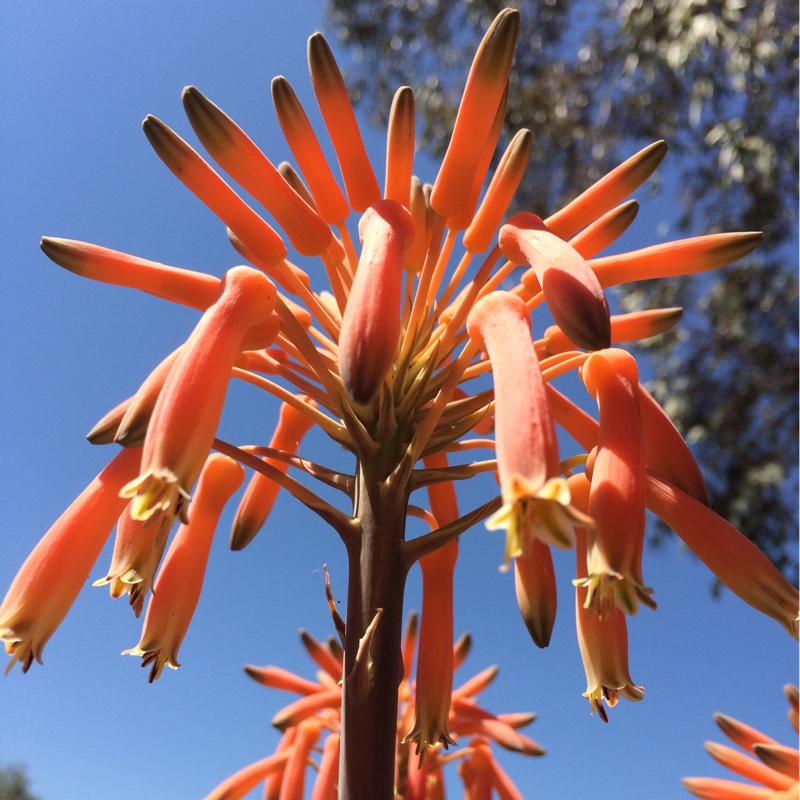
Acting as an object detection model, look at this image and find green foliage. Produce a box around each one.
[0,766,39,800]
[325,0,799,581]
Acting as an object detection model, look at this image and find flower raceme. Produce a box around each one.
[2,5,797,785]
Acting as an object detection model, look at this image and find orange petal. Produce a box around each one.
[271,687,341,732]
[202,751,291,800]
[122,267,276,525]
[567,199,639,259]
[244,664,322,696]
[279,719,321,800]
[705,741,796,791]
[384,86,416,211]
[446,82,509,233]
[231,397,317,550]
[463,129,531,254]
[310,733,339,800]
[682,777,774,800]
[514,538,557,648]
[646,475,799,637]
[580,349,652,617]
[271,76,350,225]
[590,231,764,288]
[142,115,287,264]
[543,307,682,355]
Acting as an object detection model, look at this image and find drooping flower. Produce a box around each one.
[124,454,245,681]
[404,453,459,759]
[683,686,799,799]
[577,347,654,618]
[92,504,169,617]
[466,290,591,560]
[121,266,276,526]
[0,447,142,673]
[569,474,644,721]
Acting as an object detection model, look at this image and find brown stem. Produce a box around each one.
[338,455,410,800]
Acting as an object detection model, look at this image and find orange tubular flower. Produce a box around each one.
[578,348,654,618]
[125,454,245,681]
[545,140,667,239]
[92,506,169,618]
[0,447,142,673]
[122,266,276,526]
[570,474,644,721]
[500,212,611,351]
[466,291,588,561]
[307,33,381,213]
[231,396,318,551]
[646,474,799,638]
[684,686,799,800]
[404,453,459,759]
[337,199,415,404]
[430,9,519,218]
[543,307,683,355]
[182,86,333,257]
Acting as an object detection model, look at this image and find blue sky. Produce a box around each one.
[1,3,796,799]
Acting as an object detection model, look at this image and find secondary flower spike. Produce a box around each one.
[683,686,799,799]
[500,212,611,351]
[338,199,415,404]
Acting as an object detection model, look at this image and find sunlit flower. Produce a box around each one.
[404,453,459,759]
[5,4,796,796]
[231,395,318,550]
[0,447,141,673]
[124,454,245,681]
[92,505,169,618]
[121,266,276,526]
[576,347,654,618]
[467,291,590,561]
[683,685,799,799]
[569,473,644,721]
